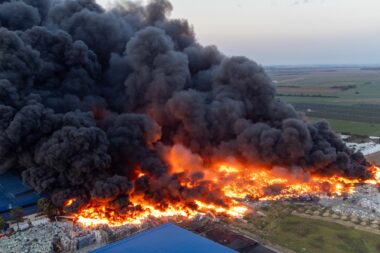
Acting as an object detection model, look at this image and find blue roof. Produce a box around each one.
[1,205,38,220]
[0,172,40,214]
[90,223,237,253]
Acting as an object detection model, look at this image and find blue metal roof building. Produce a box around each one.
[0,172,40,220]
[90,223,237,253]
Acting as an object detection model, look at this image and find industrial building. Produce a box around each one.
[90,223,237,253]
[0,172,41,220]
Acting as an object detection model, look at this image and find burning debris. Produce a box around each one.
[0,0,379,227]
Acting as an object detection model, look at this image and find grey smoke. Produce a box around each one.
[0,0,370,212]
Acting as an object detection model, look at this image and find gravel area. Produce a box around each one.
[320,185,380,221]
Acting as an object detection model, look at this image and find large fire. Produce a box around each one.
[66,146,380,228]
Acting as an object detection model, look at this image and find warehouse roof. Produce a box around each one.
[90,223,237,253]
[0,172,40,218]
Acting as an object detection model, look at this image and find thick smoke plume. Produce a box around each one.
[0,0,370,210]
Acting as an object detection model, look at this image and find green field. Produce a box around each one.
[266,66,380,137]
[233,202,380,253]
[266,215,380,253]
[310,118,380,136]
[268,67,380,106]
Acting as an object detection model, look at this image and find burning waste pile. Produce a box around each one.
[0,0,379,228]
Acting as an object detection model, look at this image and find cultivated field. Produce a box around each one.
[233,203,380,253]
[308,118,380,136]
[266,216,380,253]
[266,66,380,136]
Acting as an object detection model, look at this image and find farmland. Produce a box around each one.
[309,118,380,136]
[259,215,380,253]
[266,66,380,136]
[232,202,380,253]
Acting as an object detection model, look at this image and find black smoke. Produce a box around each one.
[0,0,370,210]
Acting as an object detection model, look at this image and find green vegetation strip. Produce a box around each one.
[265,215,380,253]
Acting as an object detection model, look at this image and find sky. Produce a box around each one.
[96,0,380,66]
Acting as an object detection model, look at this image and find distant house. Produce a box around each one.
[0,172,41,220]
[90,223,237,253]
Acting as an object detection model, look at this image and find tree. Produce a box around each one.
[10,207,23,232]
[37,198,58,219]
[0,216,6,231]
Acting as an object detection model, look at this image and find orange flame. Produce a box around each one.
[65,198,76,207]
[74,199,247,227]
[71,147,380,228]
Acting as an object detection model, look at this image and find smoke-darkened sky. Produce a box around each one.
[98,0,380,66]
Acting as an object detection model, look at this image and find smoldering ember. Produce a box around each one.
[0,0,379,228]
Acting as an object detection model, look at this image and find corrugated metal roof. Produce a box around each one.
[0,172,40,214]
[90,223,237,253]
